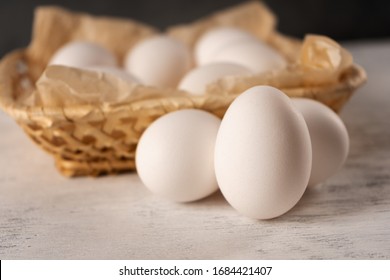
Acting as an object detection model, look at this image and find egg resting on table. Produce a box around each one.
[136,109,221,202]
[292,98,349,186]
[214,86,312,219]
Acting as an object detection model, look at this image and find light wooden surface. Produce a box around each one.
[1,40,389,260]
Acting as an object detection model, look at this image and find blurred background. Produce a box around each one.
[1,0,389,57]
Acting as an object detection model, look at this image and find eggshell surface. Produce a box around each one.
[210,39,287,73]
[292,98,349,186]
[49,41,117,68]
[195,27,256,65]
[125,35,192,88]
[178,62,251,95]
[136,109,221,202]
[214,86,312,219]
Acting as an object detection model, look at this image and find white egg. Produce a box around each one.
[178,62,251,95]
[195,27,256,65]
[84,66,140,84]
[291,98,349,186]
[49,41,117,68]
[210,39,287,74]
[136,109,221,202]
[125,35,192,88]
[214,86,312,219]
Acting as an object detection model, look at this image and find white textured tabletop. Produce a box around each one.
[1,40,389,259]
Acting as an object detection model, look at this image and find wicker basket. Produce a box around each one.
[0,1,366,177]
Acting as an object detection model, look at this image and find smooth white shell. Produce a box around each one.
[214,86,312,219]
[49,41,117,68]
[136,109,221,202]
[195,27,256,65]
[178,62,251,95]
[292,98,350,186]
[125,35,192,88]
[210,39,287,73]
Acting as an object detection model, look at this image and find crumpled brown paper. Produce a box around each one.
[26,2,353,108]
[299,35,353,84]
[35,66,138,106]
[34,65,187,107]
